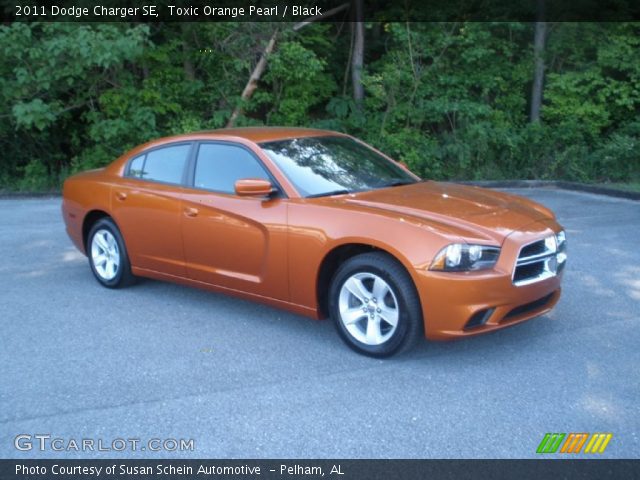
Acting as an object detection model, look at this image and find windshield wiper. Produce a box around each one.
[380,179,416,188]
[306,189,351,198]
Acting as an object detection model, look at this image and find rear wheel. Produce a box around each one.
[329,252,423,357]
[87,217,135,288]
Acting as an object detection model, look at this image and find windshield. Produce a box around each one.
[259,135,418,197]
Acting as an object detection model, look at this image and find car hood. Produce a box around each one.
[338,181,555,244]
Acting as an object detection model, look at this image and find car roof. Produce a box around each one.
[106,127,347,177]
[194,127,341,143]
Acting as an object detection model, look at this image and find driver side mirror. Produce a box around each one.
[234,178,276,198]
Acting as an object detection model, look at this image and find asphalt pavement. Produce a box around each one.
[0,188,638,459]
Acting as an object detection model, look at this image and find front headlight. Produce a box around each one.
[430,244,501,272]
[556,230,567,264]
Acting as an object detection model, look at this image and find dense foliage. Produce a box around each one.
[0,21,638,190]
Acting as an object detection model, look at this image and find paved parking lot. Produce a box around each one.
[0,188,638,458]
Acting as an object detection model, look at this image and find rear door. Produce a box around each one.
[111,142,193,277]
[180,141,289,301]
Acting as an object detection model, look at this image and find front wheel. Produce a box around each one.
[329,252,423,357]
[87,217,135,288]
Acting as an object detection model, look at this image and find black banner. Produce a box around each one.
[1,459,639,480]
[3,0,640,23]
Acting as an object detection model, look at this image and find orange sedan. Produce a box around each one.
[62,127,566,356]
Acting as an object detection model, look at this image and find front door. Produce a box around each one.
[180,142,288,300]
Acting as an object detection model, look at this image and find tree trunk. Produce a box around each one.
[182,45,195,81]
[530,1,546,123]
[226,30,279,128]
[351,0,365,105]
[225,3,350,127]
[182,24,195,81]
[293,3,350,31]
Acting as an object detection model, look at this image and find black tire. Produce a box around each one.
[329,252,423,357]
[87,217,135,288]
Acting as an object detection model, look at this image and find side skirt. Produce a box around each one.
[131,266,321,320]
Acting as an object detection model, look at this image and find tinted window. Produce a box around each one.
[127,155,145,178]
[194,143,270,194]
[260,136,417,197]
[141,144,190,184]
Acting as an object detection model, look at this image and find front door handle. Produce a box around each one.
[184,207,199,217]
[116,191,127,201]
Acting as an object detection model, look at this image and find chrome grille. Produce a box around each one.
[513,233,567,286]
[520,240,547,258]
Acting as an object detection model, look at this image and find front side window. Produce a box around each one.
[259,136,417,197]
[128,144,190,184]
[194,143,270,194]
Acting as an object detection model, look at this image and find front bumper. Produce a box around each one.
[416,220,565,340]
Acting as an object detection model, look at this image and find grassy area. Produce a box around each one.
[602,182,640,193]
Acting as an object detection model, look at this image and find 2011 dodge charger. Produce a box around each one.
[62,127,566,356]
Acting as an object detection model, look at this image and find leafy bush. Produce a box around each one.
[17,159,52,191]
[0,22,638,191]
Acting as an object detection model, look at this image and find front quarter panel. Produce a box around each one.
[286,199,457,312]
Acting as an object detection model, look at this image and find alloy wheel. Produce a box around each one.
[338,272,399,346]
[91,229,120,281]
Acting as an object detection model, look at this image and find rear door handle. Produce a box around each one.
[116,191,127,201]
[184,207,199,217]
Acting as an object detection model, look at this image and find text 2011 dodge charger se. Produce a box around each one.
[62,127,566,356]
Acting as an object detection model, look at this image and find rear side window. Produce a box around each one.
[127,144,190,184]
[128,155,145,178]
[194,143,270,194]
